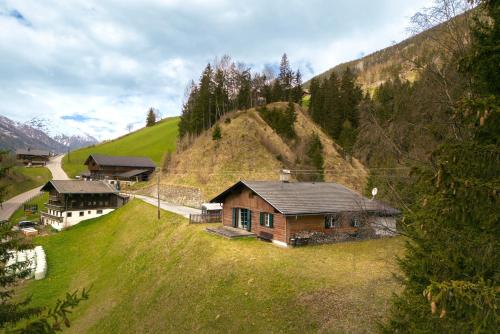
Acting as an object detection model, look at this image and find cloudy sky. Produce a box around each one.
[0,0,433,140]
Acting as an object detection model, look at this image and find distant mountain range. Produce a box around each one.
[0,115,98,153]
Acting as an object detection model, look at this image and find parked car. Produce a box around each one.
[14,220,38,231]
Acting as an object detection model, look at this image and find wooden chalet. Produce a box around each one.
[40,180,128,230]
[16,149,50,166]
[83,154,156,181]
[210,180,400,247]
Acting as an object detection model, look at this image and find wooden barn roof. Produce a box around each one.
[15,149,50,156]
[84,154,156,168]
[211,181,400,216]
[41,180,118,194]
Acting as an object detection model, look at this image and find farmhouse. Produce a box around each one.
[210,180,400,247]
[40,180,128,230]
[83,154,156,181]
[16,149,50,166]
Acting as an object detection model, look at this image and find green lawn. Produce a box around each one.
[18,200,403,333]
[62,117,179,178]
[0,166,52,200]
[9,193,48,223]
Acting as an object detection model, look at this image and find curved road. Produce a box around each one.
[0,155,69,221]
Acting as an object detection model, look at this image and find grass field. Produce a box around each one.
[18,200,402,333]
[0,166,52,201]
[62,117,179,178]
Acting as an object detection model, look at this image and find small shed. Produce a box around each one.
[201,203,223,215]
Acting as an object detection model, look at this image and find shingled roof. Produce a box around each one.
[211,181,400,216]
[41,180,118,194]
[84,154,156,168]
[16,149,50,157]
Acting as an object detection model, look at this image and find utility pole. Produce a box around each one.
[157,167,161,220]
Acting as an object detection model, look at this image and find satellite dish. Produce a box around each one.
[371,187,378,198]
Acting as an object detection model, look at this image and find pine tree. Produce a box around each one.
[306,133,324,181]
[146,107,156,127]
[383,2,500,332]
[212,124,222,141]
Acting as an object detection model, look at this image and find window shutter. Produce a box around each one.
[325,216,329,229]
[260,212,264,226]
[232,208,237,227]
[248,210,252,231]
[269,214,274,228]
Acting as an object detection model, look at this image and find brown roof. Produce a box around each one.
[84,154,156,168]
[41,180,118,194]
[16,149,50,157]
[115,169,151,178]
[211,181,400,216]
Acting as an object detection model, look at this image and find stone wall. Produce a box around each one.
[136,184,203,208]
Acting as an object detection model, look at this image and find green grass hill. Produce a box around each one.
[62,117,179,178]
[0,166,52,200]
[19,200,402,333]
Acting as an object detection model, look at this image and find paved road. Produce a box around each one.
[46,154,70,180]
[134,195,201,218]
[0,155,70,221]
[0,186,43,221]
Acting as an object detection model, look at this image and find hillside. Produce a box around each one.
[307,13,468,92]
[0,166,52,200]
[62,117,179,178]
[156,103,367,202]
[20,200,402,333]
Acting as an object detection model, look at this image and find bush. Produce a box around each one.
[212,124,222,141]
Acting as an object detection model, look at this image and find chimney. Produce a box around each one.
[280,169,291,182]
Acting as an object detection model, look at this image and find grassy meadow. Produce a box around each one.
[0,166,52,200]
[62,117,179,178]
[18,200,402,333]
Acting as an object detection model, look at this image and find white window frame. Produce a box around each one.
[263,213,272,227]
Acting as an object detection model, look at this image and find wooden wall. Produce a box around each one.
[222,188,287,243]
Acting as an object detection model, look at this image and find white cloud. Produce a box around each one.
[0,0,434,140]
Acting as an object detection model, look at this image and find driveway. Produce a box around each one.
[134,195,201,218]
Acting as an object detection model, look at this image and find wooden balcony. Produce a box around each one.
[41,212,63,222]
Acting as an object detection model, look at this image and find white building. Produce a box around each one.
[40,180,128,230]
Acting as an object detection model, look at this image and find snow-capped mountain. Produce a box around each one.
[0,115,98,152]
[53,133,98,150]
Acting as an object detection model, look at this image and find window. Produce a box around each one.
[97,210,103,214]
[259,212,274,228]
[325,215,340,229]
[88,210,91,214]
[79,211,84,217]
[351,216,360,227]
[67,212,72,217]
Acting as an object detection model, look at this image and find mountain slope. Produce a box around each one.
[307,12,468,92]
[160,103,367,200]
[20,200,402,333]
[0,115,97,153]
[62,117,179,178]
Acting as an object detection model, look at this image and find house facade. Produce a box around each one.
[83,154,156,181]
[40,180,128,230]
[211,181,400,247]
[16,149,50,166]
